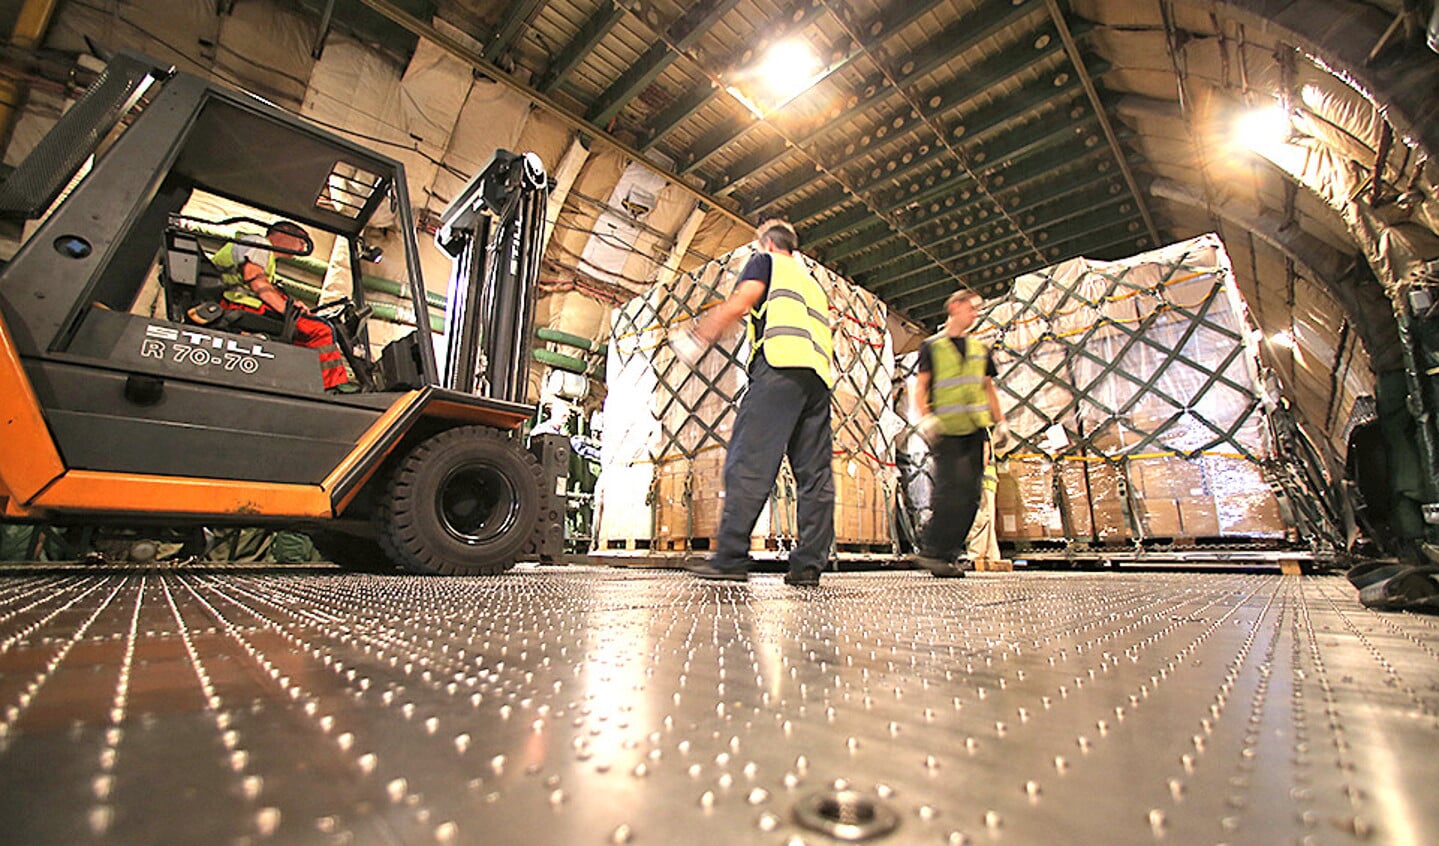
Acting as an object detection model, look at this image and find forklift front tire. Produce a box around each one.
[380,426,542,575]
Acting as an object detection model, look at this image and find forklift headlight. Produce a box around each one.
[53,235,93,259]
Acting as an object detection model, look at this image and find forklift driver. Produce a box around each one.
[208,220,350,390]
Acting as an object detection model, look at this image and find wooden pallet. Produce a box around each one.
[973,557,1014,572]
[649,536,778,553]
[1001,539,1069,552]
[602,538,653,551]
[836,542,894,554]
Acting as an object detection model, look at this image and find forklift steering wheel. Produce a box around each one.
[312,297,353,317]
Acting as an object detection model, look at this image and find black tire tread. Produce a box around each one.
[379,426,542,576]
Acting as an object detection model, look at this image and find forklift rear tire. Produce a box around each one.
[380,426,541,575]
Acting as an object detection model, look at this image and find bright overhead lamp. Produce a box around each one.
[726,38,834,118]
[1269,329,1294,349]
[1235,104,1294,153]
[758,40,824,97]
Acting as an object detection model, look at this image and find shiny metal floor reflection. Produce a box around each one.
[0,566,1434,845]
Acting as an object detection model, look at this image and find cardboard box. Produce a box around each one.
[833,456,890,544]
[1058,460,1092,538]
[997,509,1065,540]
[1131,456,1207,499]
[1202,456,1269,500]
[1140,498,1183,538]
[1178,497,1221,536]
[1089,502,1130,540]
[995,458,1065,540]
[1216,492,1287,537]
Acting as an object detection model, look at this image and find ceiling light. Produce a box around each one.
[726,38,833,118]
[758,40,823,96]
[1235,104,1293,153]
[1269,330,1294,349]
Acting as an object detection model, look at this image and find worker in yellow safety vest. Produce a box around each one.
[913,289,1010,577]
[671,219,834,586]
[208,221,350,390]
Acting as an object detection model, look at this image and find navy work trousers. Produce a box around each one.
[713,358,834,574]
[921,432,987,561]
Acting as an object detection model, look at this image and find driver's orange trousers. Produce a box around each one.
[221,301,350,389]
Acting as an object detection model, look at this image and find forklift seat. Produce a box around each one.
[160,229,295,342]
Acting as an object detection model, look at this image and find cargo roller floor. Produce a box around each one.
[0,566,1434,845]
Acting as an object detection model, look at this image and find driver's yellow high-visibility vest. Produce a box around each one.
[210,238,273,310]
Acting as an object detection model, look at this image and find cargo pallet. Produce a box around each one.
[1008,535,1292,553]
[1000,540,1337,573]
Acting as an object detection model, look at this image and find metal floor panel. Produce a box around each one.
[0,567,1435,845]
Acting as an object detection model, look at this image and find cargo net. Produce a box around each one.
[594,244,896,554]
[898,234,1299,549]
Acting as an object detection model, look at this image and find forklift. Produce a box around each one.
[0,51,565,575]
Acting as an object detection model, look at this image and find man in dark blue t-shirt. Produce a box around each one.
[671,219,835,586]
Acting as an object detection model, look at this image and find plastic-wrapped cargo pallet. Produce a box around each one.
[594,244,895,556]
[897,234,1289,549]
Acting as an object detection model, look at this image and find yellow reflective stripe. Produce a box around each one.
[763,326,829,359]
[935,375,983,388]
[766,288,830,325]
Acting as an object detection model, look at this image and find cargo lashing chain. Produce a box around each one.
[989,264,1263,463]
[652,264,747,462]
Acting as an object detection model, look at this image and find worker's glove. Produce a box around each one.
[916,414,943,446]
[671,324,707,368]
[990,419,1013,451]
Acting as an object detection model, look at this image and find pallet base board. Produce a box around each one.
[973,557,1014,572]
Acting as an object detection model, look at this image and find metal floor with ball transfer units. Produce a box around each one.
[0,565,1435,845]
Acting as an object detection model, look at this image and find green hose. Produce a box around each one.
[276,255,448,311]
[368,302,446,333]
[533,348,588,374]
[536,326,595,351]
[273,276,443,331]
[535,327,609,360]
[274,275,320,304]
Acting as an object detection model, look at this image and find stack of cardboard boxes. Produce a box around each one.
[994,451,1286,543]
[833,456,890,547]
[993,457,1087,540]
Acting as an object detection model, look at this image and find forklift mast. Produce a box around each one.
[435,150,550,403]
